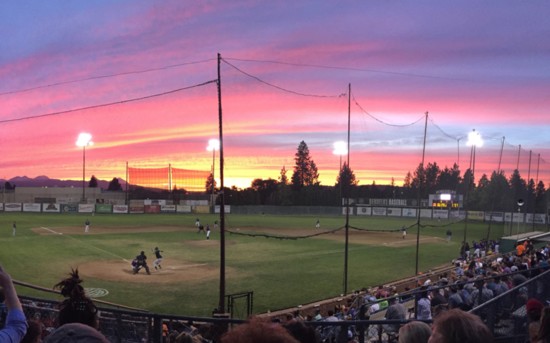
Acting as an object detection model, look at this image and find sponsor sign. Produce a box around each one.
[5,203,22,212]
[194,205,210,214]
[420,209,432,218]
[63,204,78,213]
[214,205,231,213]
[387,207,402,217]
[342,207,354,215]
[144,199,166,206]
[372,207,387,216]
[113,205,128,214]
[0,203,3,211]
[79,204,95,213]
[23,203,41,212]
[130,205,144,214]
[402,208,416,217]
[526,213,546,224]
[357,206,371,216]
[161,205,176,213]
[484,212,504,222]
[468,211,484,221]
[96,204,112,214]
[144,205,161,213]
[176,205,192,213]
[433,209,449,219]
[42,203,61,213]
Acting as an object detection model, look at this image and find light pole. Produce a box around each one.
[463,129,483,243]
[333,141,348,205]
[76,133,93,203]
[516,199,524,239]
[207,138,220,210]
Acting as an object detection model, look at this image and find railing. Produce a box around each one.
[17,267,549,343]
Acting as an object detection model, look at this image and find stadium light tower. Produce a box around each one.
[463,129,483,243]
[207,138,220,209]
[76,133,93,203]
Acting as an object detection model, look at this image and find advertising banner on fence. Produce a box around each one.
[342,207,354,215]
[387,208,402,217]
[79,204,95,213]
[433,209,449,219]
[420,209,432,218]
[23,203,41,212]
[176,205,192,213]
[130,205,144,214]
[113,205,128,214]
[95,204,112,214]
[402,208,416,217]
[144,199,166,206]
[5,203,22,212]
[214,205,231,213]
[357,206,371,216]
[526,213,546,224]
[161,205,176,213]
[195,205,210,214]
[484,212,504,222]
[144,205,161,213]
[372,207,386,216]
[43,203,61,213]
[468,211,484,221]
[62,204,78,213]
[0,203,3,211]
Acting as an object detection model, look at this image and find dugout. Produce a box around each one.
[499,231,550,253]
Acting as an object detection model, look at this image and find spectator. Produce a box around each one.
[53,269,99,329]
[427,309,493,343]
[21,319,43,343]
[0,264,27,342]
[44,322,108,343]
[383,297,407,335]
[416,288,432,321]
[398,321,431,343]
[283,320,320,343]
[536,306,550,343]
[526,298,544,343]
[221,318,299,343]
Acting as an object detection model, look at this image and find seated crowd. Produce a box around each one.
[1,240,549,343]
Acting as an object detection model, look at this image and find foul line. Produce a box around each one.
[39,226,130,263]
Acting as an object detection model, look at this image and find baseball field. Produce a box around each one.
[1,212,507,317]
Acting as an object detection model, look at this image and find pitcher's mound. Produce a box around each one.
[77,259,218,283]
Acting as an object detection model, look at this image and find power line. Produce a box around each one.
[224,56,472,82]
[0,79,217,124]
[351,93,424,127]
[0,58,216,97]
[221,58,344,98]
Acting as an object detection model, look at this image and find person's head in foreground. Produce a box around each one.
[221,318,299,343]
[398,321,431,343]
[45,323,108,343]
[428,309,493,343]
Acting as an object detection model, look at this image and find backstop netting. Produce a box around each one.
[128,165,209,193]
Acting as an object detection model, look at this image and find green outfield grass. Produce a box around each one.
[0,212,513,316]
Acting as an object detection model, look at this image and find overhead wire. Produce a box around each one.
[351,92,424,127]
[221,58,344,98]
[0,58,216,96]
[0,79,217,124]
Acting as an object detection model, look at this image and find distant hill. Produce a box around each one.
[0,176,126,190]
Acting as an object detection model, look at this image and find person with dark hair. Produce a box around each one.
[21,319,43,343]
[53,268,99,329]
[133,251,151,275]
[0,264,27,342]
[153,247,163,270]
[283,320,320,343]
[221,318,299,343]
[45,322,108,343]
[536,306,550,343]
[398,321,431,343]
[526,298,544,343]
[427,308,493,343]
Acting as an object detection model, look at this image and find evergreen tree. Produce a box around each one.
[336,162,358,198]
[279,166,289,185]
[205,173,216,194]
[107,178,123,191]
[89,175,98,188]
[291,141,319,190]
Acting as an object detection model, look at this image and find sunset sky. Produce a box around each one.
[1,1,549,190]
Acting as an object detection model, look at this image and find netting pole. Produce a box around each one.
[125,161,129,205]
[217,53,226,315]
[343,83,351,295]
